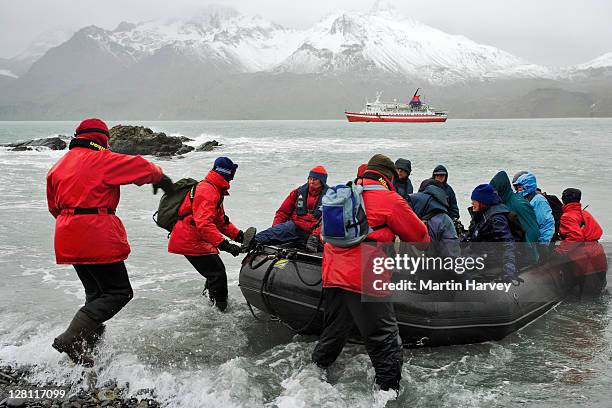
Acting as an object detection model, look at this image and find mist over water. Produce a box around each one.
[0,119,610,407]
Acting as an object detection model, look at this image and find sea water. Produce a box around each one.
[0,119,610,407]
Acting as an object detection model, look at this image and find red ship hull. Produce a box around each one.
[345,112,447,123]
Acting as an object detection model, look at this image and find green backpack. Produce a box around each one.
[153,178,199,232]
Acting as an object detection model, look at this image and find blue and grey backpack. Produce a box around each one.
[321,182,386,247]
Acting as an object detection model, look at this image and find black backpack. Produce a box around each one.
[542,193,563,241]
[153,178,199,232]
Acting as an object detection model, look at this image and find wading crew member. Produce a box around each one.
[168,157,252,312]
[47,118,174,366]
[251,166,329,249]
[312,154,430,393]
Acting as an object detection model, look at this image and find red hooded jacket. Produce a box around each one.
[168,170,240,256]
[273,184,325,233]
[46,147,163,264]
[557,202,607,275]
[321,171,430,296]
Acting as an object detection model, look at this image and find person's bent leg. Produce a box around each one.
[185,255,228,310]
[73,265,107,351]
[80,261,133,322]
[254,221,303,245]
[53,265,107,366]
[311,288,354,368]
[346,293,403,392]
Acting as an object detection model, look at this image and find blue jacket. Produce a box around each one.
[515,173,554,244]
[408,184,460,258]
[464,197,517,279]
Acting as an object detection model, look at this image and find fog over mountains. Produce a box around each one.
[1,3,611,119]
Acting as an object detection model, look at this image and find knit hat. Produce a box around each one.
[366,154,398,181]
[213,156,238,181]
[394,158,412,174]
[75,118,109,148]
[562,188,581,204]
[308,165,328,184]
[471,184,498,206]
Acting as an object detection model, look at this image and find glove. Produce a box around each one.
[153,174,175,195]
[306,234,321,253]
[218,240,241,257]
[235,230,244,243]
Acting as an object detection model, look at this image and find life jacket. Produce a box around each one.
[295,183,328,219]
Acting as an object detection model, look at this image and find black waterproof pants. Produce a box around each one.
[74,261,133,323]
[311,288,403,391]
[185,255,228,302]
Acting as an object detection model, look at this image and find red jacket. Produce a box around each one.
[47,147,163,264]
[273,184,324,233]
[321,171,430,296]
[557,202,607,276]
[168,170,240,256]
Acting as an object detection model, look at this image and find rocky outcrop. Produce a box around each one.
[195,140,222,151]
[109,125,187,156]
[3,136,67,151]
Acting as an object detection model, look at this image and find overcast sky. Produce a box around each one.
[1,0,611,66]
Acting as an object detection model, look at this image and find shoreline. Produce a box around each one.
[0,364,161,408]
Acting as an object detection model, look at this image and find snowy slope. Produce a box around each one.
[8,4,557,85]
[94,5,304,72]
[275,4,551,83]
[560,52,612,80]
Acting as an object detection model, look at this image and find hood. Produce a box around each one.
[489,170,513,202]
[395,158,412,173]
[432,164,448,182]
[409,185,449,218]
[515,172,537,197]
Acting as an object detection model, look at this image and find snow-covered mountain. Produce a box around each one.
[0,26,75,77]
[74,5,304,73]
[5,4,556,85]
[275,4,551,83]
[561,52,612,80]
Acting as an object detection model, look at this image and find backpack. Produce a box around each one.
[153,178,199,232]
[321,181,386,247]
[542,192,563,241]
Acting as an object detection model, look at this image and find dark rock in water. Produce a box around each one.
[5,136,67,151]
[195,140,221,152]
[175,145,195,155]
[109,125,189,156]
[178,136,194,142]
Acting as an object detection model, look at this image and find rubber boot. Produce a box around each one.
[214,300,228,312]
[85,324,106,352]
[241,227,257,253]
[52,310,99,367]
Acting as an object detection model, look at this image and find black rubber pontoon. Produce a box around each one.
[239,245,580,347]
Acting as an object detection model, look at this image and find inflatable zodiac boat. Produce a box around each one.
[239,245,580,347]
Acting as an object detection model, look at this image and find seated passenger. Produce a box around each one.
[490,171,540,244]
[408,179,460,258]
[463,184,518,282]
[253,166,329,247]
[431,165,460,220]
[393,158,413,201]
[556,188,607,295]
[513,172,555,244]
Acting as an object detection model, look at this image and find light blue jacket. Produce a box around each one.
[515,173,554,244]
